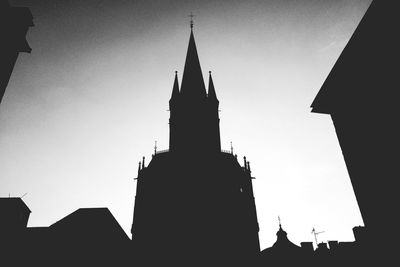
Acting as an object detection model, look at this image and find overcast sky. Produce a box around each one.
[1,0,372,249]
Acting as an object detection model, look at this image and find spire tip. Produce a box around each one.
[188,12,195,30]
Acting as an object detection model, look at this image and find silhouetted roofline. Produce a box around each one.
[50,207,126,233]
[0,197,31,213]
[311,1,375,115]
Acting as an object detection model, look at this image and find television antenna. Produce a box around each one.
[311,227,325,245]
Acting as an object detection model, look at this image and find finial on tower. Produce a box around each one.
[188,12,195,30]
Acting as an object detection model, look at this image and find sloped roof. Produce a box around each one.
[311,1,398,115]
[51,207,129,241]
[0,197,31,213]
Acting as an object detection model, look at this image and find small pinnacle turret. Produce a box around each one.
[208,71,218,102]
[170,71,180,103]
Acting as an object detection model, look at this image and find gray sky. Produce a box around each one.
[1,0,372,249]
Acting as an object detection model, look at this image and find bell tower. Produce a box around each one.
[131,21,260,267]
[168,27,221,153]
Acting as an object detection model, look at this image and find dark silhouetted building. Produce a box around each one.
[259,224,367,267]
[131,26,260,266]
[0,198,130,267]
[0,0,33,104]
[0,197,31,232]
[0,197,31,265]
[49,208,131,266]
[311,0,397,264]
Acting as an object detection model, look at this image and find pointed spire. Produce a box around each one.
[208,71,218,101]
[180,29,207,99]
[170,71,180,101]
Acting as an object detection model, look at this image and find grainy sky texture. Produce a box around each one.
[1,0,372,249]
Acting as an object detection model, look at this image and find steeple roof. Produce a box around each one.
[170,71,180,101]
[208,71,218,101]
[180,29,207,99]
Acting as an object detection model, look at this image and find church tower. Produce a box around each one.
[169,28,221,153]
[131,23,260,267]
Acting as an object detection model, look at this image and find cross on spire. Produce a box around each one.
[188,12,195,29]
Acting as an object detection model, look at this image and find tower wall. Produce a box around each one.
[131,152,260,265]
[169,98,221,153]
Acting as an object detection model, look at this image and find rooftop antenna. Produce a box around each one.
[230,141,233,154]
[154,140,157,155]
[278,216,282,228]
[311,227,325,246]
[188,12,195,30]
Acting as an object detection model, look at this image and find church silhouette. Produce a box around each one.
[131,22,260,266]
[1,1,394,266]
